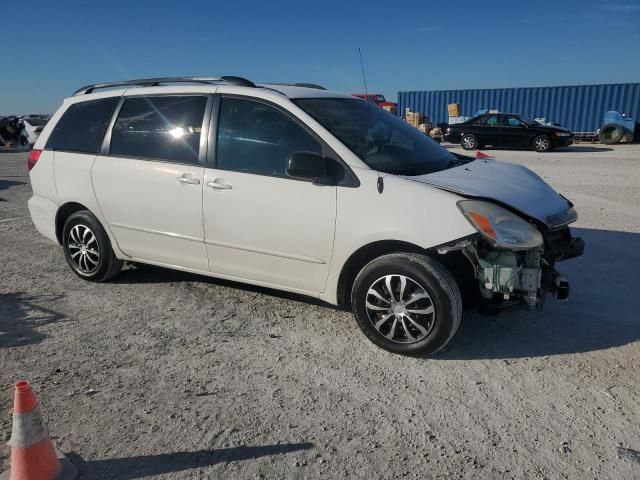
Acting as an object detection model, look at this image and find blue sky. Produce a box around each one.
[2,0,639,113]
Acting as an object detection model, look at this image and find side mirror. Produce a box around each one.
[520,122,528,128]
[286,151,329,182]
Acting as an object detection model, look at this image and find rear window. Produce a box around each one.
[110,96,207,164]
[46,97,119,153]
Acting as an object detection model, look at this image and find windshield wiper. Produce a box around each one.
[391,165,430,176]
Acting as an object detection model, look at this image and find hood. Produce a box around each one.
[536,124,571,133]
[409,159,576,228]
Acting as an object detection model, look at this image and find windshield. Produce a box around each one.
[294,98,457,176]
[517,115,538,126]
[375,95,386,102]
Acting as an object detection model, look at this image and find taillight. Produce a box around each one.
[27,149,42,171]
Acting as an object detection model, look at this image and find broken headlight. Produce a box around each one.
[457,200,543,250]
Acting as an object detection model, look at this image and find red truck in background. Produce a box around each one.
[352,93,397,111]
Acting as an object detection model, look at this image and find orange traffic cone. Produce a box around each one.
[475,150,493,159]
[0,381,76,480]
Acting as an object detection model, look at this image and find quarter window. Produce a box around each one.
[215,97,322,177]
[46,97,119,153]
[110,96,207,164]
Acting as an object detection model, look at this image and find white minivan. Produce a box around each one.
[27,76,584,356]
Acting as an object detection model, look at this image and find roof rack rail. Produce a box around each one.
[267,82,326,90]
[73,76,255,96]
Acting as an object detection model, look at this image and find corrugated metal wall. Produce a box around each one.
[397,83,640,132]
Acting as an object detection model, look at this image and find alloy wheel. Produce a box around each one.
[365,274,436,343]
[535,137,549,151]
[462,136,476,149]
[67,224,100,274]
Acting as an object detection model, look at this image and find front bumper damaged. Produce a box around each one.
[439,227,584,310]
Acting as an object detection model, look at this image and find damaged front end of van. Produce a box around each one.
[417,159,585,310]
[437,200,584,310]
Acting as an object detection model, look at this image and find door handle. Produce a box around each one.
[177,174,200,185]
[207,179,232,190]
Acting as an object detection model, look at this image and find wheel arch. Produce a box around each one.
[55,202,92,244]
[336,240,476,308]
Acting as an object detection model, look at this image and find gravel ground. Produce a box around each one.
[1,144,639,479]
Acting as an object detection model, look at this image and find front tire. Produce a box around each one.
[62,210,122,282]
[351,253,462,357]
[598,123,624,144]
[461,134,478,150]
[533,134,552,152]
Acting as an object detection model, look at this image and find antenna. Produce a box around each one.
[358,48,369,96]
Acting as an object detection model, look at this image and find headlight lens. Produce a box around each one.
[457,200,543,250]
[555,131,571,137]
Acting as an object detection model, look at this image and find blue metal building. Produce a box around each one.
[397,83,640,133]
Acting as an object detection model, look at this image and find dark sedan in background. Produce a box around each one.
[445,113,574,152]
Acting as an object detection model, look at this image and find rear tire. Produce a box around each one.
[532,134,552,152]
[598,123,624,144]
[62,210,122,282]
[461,134,478,150]
[351,253,462,357]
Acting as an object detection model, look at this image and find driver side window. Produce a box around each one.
[485,115,498,126]
[216,97,322,178]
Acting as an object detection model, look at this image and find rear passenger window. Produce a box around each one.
[110,96,207,164]
[485,115,498,126]
[216,97,322,177]
[46,97,119,153]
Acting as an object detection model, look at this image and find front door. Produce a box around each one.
[202,96,337,294]
[499,115,531,147]
[92,94,210,271]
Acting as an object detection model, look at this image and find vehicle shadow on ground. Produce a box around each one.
[476,145,614,153]
[111,228,639,359]
[557,145,615,153]
[0,179,26,192]
[0,292,66,348]
[113,265,336,309]
[438,227,640,359]
[67,443,314,479]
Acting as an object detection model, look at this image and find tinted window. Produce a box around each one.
[216,97,322,177]
[472,115,499,126]
[46,97,119,153]
[110,96,207,164]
